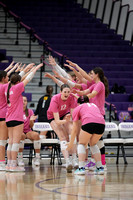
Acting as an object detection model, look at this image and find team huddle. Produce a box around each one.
[0,56,109,175]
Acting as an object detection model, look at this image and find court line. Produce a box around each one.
[35,176,109,200]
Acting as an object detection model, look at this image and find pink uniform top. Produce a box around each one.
[81,80,94,90]
[72,103,105,125]
[5,82,25,122]
[23,109,34,133]
[88,82,105,116]
[0,83,8,118]
[47,93,77,120]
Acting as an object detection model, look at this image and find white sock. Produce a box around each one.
[79,161,85,168]
[96,161,102,168]
[11,160,17,167]
[7,160,11,165]
[18,152,23,158]
[90,158,95,163]
[72,153,77,160]
[36,153,40,158]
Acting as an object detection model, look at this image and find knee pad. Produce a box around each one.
[69,135,77,144]
[11,143,20,152]
[77,144,86,154]
[19,140,25,149]
[90,145,100,155]
[0,140,7,147]
[60,140,67,151]
[34,140,41,149]
[7,144,12,151]
[97,140,104,149]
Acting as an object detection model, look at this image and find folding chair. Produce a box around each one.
[25,122,62,165]
[103,122,127,164]
[118,122,133,153]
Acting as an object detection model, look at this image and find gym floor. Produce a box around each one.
[1,157,133,200]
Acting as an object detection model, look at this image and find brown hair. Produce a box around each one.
[93,67,109,98]
[77,95,89,104]
[7,73,21,104]
[23,96,29,117]
[0,70,7,81]
[46,85,53,97]
[60,84,70,91]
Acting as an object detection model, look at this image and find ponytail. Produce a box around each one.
[7,82,12,104]
[7,73,21,105]
[25,107,29,117]
[103,76,109,98]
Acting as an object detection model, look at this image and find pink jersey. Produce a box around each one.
[47,93,77,120]
[23,109,34,133]
[5,82,24,122]
[81,80,94,90]
[72,103,105,125]
[88,82,105,116]
[0,83,8,118]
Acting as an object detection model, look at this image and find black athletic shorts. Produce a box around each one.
[6,120,24,127]
[49,112,70,124]
[81,123,105,135]
[0,118,5,121]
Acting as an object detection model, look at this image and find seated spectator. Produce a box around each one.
[34,85,53,138]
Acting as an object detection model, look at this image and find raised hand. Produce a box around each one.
[24,63,35,72]
[44,72,53,79]
[66,60,78,68]
[48,55,56,66]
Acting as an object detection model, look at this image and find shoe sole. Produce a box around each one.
[9,169,25,172]
[0,169,6,171]
[66,164,73,173]
[74,172,85,175]
[95,171,104,175]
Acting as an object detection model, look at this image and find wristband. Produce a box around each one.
[19,71,25,77]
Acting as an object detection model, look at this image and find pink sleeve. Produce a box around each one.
[81,83,87,90]
[15,82,24,95]
[72,107,80,121]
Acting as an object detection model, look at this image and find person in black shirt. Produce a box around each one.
[35,85,53,138]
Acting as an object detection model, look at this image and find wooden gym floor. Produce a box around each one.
[0,157,133,200]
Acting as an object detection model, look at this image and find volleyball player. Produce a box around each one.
[47,84,78,173]
[0,71,9,171]
[74,67,109,170]
[67,95,105,175]
[5,63,43,172]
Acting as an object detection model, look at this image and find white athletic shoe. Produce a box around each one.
[94,167,104,175]
[33,157,40,166]
[0,163,6,171]
[72,158,79,169]
[103,164,107,171]
[74,168,85,175]
[18,158,25,166]
[66,159,73,173]
[9,166,25,172]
